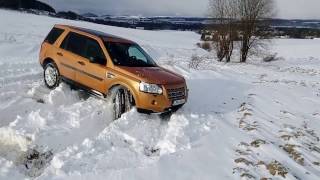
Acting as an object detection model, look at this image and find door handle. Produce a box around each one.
[107,72,115,79]
[57,52,63,56]
[78,61,85,66]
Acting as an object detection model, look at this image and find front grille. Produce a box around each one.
[167,87,185,100]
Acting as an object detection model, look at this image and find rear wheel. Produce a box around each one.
[44,62,60,89]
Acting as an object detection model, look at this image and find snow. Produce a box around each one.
[0,9,320,179]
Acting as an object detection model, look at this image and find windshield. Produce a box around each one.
[104,42,157,67]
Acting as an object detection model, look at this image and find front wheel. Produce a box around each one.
[109,87,133,120]
[44,62,60,89]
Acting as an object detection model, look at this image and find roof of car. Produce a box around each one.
[55,24,135,43]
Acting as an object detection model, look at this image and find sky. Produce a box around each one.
[40,0,320,19]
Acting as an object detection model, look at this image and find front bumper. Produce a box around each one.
[136,84,188,113]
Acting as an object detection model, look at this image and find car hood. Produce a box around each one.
[118,66,185,85]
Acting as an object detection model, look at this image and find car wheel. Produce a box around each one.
[109,87,133,120]
[44,62,60,89]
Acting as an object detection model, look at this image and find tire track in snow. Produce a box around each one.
[233,92,320,179]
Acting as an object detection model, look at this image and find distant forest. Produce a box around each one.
[0,0,55,13]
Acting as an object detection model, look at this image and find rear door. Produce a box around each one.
[58,32,86,80]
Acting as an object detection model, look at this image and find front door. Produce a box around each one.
[75,36,107,93]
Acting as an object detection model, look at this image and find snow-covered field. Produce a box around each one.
[0,9,320,180]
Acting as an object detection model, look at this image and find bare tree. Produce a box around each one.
[209,0,237,62]
[237,0,274,62]
[209,0,274,63]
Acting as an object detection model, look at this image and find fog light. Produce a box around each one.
[151,100,157,105]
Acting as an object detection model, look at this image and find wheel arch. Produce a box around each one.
[42,57,55,68]
[108,82,139,106]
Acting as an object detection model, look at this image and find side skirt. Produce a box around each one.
[60,76,106,99]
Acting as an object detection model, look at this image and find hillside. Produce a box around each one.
[0,9,320,180]
[0,0,55,13]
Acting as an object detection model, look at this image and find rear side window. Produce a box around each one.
[45,27,64,44]
[60,32,86,57]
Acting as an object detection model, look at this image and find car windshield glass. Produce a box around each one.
[104,41,157,67]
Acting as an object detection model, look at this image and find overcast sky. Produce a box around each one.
[40,0,320,19]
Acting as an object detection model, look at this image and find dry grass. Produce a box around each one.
[240,173,255,179]
[280,144,304,165]
[250,139,267,148]
[280,134,292,141]
[235,158,254,166]
[313,162,320,166]
[266,160,288,178]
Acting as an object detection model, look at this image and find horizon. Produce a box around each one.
[80,14,320,21]
[40,0,320,20]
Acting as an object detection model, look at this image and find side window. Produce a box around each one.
[45,27,64,44]
[60,32,86,57]
[128,46,147,62]
[60,33,69,50]
[85,38,106,65]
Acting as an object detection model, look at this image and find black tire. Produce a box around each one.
[108,86,133,120]
[43,62,60,89]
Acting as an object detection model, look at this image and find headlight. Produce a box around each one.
[139,82,163,94]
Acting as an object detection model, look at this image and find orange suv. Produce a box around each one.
[39,25,188,118]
